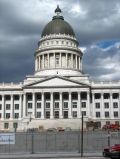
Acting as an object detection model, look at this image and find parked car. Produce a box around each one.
[103,144,120,157]
[110,150,120,159]
[57,127,65,132]
[102,124,120,131]
[46,128,57,132]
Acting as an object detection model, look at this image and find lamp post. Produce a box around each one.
[81,113,84,157]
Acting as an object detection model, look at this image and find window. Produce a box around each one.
[63,111,68,119]
[54,102,59,108]
[63,102,68,108]
[6,113,10,119]
[45,93,50,100]
[55,55,60,67]
[95,93,101,99]
[14,95,19,100]
[13,122,18,129]
[4,123,9,129]
[113,93,119,99]
[73,55,76,68]
[54,93,59,100]
[37,103,41,109]
[72,102,77,108]
[96,122,101,128]
[96,112,100,118]
[5,95,11,100]
[36,112,41,118]
[81,92,87,100]
[46,111,50,119]
[28,103,32,109]
[114,111,118,118]
[36,93,41,100]
[95,103,100,109]
[67,55,71,68]
[104,103,109,108]
[115,121,119,125]
[0,95,2,100]
[46,102,50,108]
[82,102,86,108]
[104,93,110,99]
[44,54,48,68]
[54,111,59,119]
[0,104,2,110]
[106,121,110,125]
[6,104,10,110]
[113,102,118,108]
[82,111,86,116]
[73,111,77,118]
[15,104,19,110]
[72,92,78,100]
[105,111,109,118]
[63,93,68,100]
[14,113,19,119]
[27,94,32,101]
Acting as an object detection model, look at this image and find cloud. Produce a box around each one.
[83,41,120,80]
[0,0,120,82]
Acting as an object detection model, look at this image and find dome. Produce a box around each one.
[41,6,75,37]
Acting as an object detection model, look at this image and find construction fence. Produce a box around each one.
[0,130,120,156]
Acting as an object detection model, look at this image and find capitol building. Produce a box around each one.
[0,6,120,131]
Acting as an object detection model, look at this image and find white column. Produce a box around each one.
[48,53,50,68]
[92,93,95,118]
[59,92,63,118]
[11,94,14,119]
[60,53,62,67]
[69,92,72,118]
[72,54,74,68]
[39,56,40,70]
[110,93,113,119]
[41,92,44,119]
[19,94,22,118]
[87,92,90,118]
[23,93,26,117]
[78,92,81,118]
[50,92,54,119]
[101,93,104,119]
[43,54,45,69]
[80,57,82,71]
[42,55,44,69]
[66,53,67,68]
[79,57,80,70]
[33,93,35,118]
[54,53,55,68]
[76,55,77,69]
[2,95,5,119]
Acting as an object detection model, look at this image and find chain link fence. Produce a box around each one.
[0,130,120,156]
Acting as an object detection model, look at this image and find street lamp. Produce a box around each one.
[81,113,84,157]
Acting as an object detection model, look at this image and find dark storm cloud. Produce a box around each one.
[0,0,120,82]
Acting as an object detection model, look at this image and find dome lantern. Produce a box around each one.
[55,5,61,16]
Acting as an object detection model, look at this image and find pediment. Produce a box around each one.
[24,76,89,88]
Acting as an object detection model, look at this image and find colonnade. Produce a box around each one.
[35,52,82,71]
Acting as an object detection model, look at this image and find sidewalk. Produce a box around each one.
[0,152,104,159]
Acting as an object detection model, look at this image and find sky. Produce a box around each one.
[0,0,120,83]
